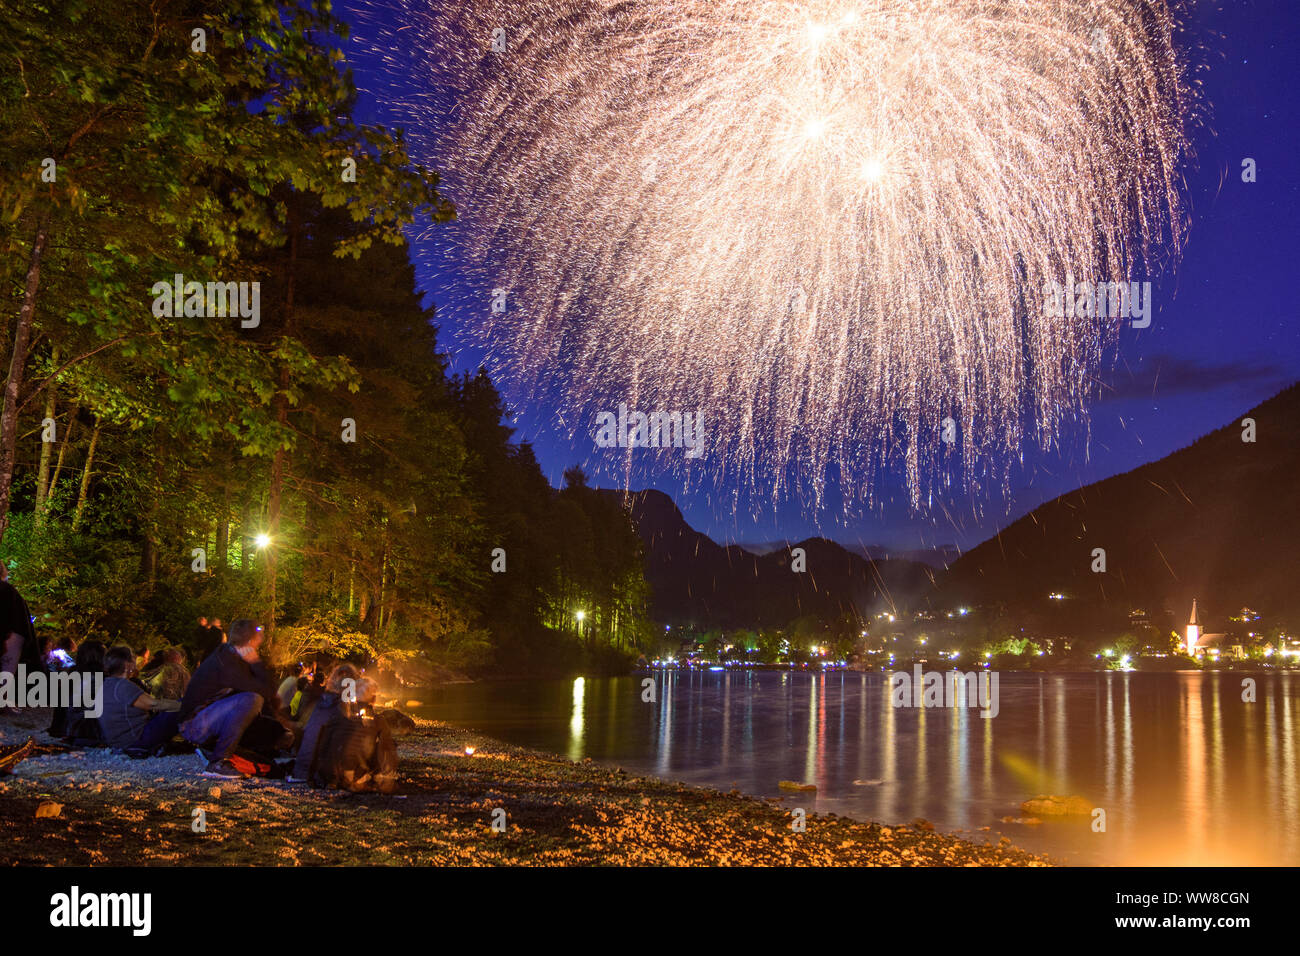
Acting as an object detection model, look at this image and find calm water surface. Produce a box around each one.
[416,670,1300,865]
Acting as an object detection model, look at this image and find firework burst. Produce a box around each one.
[356,0,1197,509]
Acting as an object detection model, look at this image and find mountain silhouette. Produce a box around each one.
[604,488,934,627]
[938,382,1300,619]
[605,382,1299,627]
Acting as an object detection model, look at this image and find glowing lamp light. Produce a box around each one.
[254,533,271,549]
[464,746,476,757]
[803,117,827,140]
[575,610,586,622]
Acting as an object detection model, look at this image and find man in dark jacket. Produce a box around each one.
[178,619,282,778]
[0,564,41,683]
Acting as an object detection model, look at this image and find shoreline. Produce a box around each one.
[457,663,1299,686]
[0,708,1049,866]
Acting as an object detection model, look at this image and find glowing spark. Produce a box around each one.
[858,157,884,182]
[356,0,1197,509]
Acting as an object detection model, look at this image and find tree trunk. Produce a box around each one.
[215,502,229,569]
[72,423,100,530]
[48,407,76,509]
[239,496,253,572]
[377,522,389,641]
[33,346,58,528]
[0,215,52,543]
[265,207,299,642]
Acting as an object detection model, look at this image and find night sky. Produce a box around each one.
[340,0,1299,555]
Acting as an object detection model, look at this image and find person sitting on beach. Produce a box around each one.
[147,646,190,701]
[49,639,106,744]
[293,668,326,723]
[127,648,151,691]
[99,645,182,755]
[277,662,304,712]
[289,662,358,785]
[177,619,289,779]
[311,676,398,793]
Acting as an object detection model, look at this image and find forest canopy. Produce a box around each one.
[0,0,652,680]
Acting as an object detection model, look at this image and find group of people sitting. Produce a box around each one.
[40,619,398,792]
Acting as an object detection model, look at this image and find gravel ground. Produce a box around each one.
[0,708,1050,866]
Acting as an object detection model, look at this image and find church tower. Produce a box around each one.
[1186,599,1201,656]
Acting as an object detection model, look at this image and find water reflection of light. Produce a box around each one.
[949,685,967,821]
[721,670,731,772]
[1104,673,1115,798]
[1121,675,1133,831]
[804,673,818,788]
[1210,677,1225,827]
[915,680,928,799]
[1184,676,1208,856]
[1282,675,1298,862]
[882,677,896,821]
[657,671,674,774]
[1052,676,1067,790]
[982,697,993,800]
[568,676,585,762]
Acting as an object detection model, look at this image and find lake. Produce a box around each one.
[415,668,1300,865]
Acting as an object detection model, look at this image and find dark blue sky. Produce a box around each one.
[340,0,1299,554]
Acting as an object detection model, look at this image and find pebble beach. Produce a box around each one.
[0,708,1050,866]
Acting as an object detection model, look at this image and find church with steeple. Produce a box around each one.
[1185,599,1230,658]
[1186,599,1201,656]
